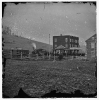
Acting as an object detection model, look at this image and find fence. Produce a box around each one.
[2,49,29,59]
[2,49,86,61]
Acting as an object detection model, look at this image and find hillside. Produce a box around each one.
[2,34,53,52]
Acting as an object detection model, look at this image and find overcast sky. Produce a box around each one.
[2,3,96,45]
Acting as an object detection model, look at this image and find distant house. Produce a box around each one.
[53,34,80,55]
[85,34,97,60]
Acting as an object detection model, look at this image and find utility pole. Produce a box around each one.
[49,34,50,60]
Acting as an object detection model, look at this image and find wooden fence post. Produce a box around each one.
[29,51,31,59]
[21,50,22,59]
[53,50,56,61]
[11,48,13,59]
[36,54,38,60]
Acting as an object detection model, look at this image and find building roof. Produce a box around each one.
[55,45,66,50]
[53,35,79,38]
[85,34,96,42]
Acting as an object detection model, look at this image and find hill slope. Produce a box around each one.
[3,34,53,52]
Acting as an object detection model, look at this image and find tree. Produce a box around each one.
[2,26,11,35]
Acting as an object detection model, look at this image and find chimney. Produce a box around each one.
[60,34,62,36]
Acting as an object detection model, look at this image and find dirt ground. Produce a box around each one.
[3,59,97,97]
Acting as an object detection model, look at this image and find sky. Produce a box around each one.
[2,2,96,46]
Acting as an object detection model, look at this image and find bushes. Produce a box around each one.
[58,54,63,61]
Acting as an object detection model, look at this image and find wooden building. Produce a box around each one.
[85,34,97,60]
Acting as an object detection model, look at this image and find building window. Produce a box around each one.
[91,51,95,58]
[70,44,72,47]
[75,40,77,43]
[54,38,57,42]
[91,42,95,48]
[65,44,68,48]
[65,38,68,42]
[72,39,74,42]
[70,38,71,42]
[75,50,77,53]
[71,39,72,42]
[55,44,57,48]
[74,40,76,43]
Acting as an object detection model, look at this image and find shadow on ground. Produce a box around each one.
[3,88,97,98]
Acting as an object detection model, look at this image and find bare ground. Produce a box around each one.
[3,59,97,97]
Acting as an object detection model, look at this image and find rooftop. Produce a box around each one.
[53,34,79,38]
[85,34,96,42]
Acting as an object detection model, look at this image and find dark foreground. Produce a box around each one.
[3,59,97,98]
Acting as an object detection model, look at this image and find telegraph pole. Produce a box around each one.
[49,34,50,60]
